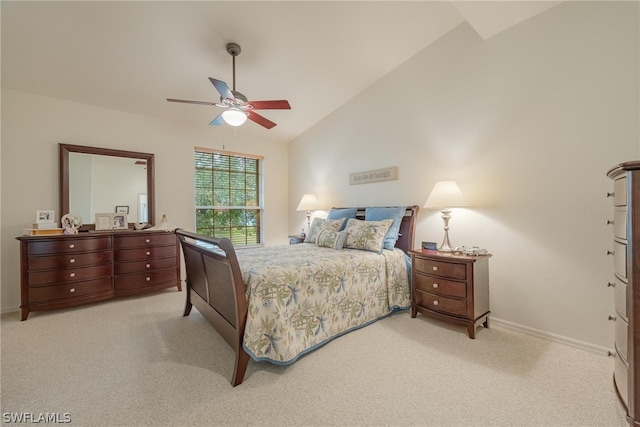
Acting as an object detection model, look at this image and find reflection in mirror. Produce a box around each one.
[60,144,155,229]
[69,153,148,223]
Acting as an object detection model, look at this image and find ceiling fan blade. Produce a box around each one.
[247,111,277,129]
[209,78,235,100]
[167,98,217,106]
[247,100,291,110]
[209,113,225,126]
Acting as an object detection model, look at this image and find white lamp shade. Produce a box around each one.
[221,108,248,126]
[296,194,319,211]
[423,181,468,209]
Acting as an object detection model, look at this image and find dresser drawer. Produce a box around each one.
[28,264,112,286]
[413,258,466,280]
[614,208,627,241]
[614,175,627,207]
[114,257,177,275]
[28,277,112,303]
[615,277,628,321]
[114,245,177,262]
[414,273,466,298]
[615,350,629,408]
[614,240,627,279]
[114,233,176,249]
[27,250,112,271]
[27,236,112,256]
[414,289,467,317]
[114,267,179,291]
[615,315,628,364]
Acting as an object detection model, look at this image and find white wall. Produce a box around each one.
[1,89,289,311]
[288,1,639,349]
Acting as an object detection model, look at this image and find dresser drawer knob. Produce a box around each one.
[607,192,615,198]
[146,264,151,269]
[146,239,150,243]
[69,288,75,293]
[432,283,439,288]
[607,220,614,225]
[146,251,151,256]
[608,315,617,321]
[607,250,614,256]
[608,282,616,287]
[146,276,151,281]
[69,258,75,264]
[69,244,75,249]
[432,266,439,271]
[69,272,75,278]
[433,300,439,306]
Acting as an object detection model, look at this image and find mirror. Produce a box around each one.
[60,144,155,230]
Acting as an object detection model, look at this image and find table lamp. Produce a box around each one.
[296,194,319,232]
[423,181,468,252]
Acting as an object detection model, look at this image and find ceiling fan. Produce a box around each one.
[167,42,291,129]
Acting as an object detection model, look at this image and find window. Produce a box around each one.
[194,147,263,246]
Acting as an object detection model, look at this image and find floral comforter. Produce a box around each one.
[236,243,410,364]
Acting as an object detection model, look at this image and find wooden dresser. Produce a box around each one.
[608,160,640,425]
[17,230,181,320]
[409,249,490,339]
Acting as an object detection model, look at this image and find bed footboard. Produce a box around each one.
[175,229,249,386]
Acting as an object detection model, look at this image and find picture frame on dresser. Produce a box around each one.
[115,205,129,214]
[112,214,127,230]
[95,213,114,231]
[36,210,55,223]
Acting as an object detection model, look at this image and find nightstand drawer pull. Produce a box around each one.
[69,258,75,264]
[432,283,439,288]
[146,251,151,256]
[433,300,439,306]
[69,272,75,278]
[432,266,439,271]
[69,244,75,249]
[146,239,150,243]
[146,276,151,281]
[69,288,75,293]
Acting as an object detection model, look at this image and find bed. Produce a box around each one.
[176,205,418,386]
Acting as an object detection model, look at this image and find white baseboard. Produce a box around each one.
[1,306,21,316]
[491,317,614,357]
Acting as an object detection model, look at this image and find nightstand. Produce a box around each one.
[288,235,305,245]
[409,249,490,339]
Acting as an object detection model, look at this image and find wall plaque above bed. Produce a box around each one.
[349,166,398,185]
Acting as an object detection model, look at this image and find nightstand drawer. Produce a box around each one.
[414,289,467,317]
[414,273,466,298]
[413,258,466,280]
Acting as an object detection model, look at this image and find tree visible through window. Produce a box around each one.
[195,148,263,246]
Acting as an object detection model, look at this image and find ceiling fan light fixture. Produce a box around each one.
[221,108,247,126]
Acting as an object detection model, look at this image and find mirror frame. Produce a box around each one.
[59,143,155,230]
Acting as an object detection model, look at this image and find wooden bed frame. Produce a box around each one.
[176,205,418,386]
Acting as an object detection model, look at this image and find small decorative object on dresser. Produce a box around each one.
[409,249,491,338]
[607,160,640,424]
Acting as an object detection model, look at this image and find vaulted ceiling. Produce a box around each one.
[1,1,561,144]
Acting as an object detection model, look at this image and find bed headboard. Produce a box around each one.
[333,205,419,253]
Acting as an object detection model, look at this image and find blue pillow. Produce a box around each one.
[327,208,358,230]
[365,206,406,250]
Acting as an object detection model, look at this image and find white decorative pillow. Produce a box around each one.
[343,218,393,253]
[304,218,345,244]
[316,229,348,250]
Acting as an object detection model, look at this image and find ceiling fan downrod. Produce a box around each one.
[226,42,241,93]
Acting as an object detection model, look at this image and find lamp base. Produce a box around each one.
[438,209,453,252]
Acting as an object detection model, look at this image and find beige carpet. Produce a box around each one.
[1,289,628,426]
